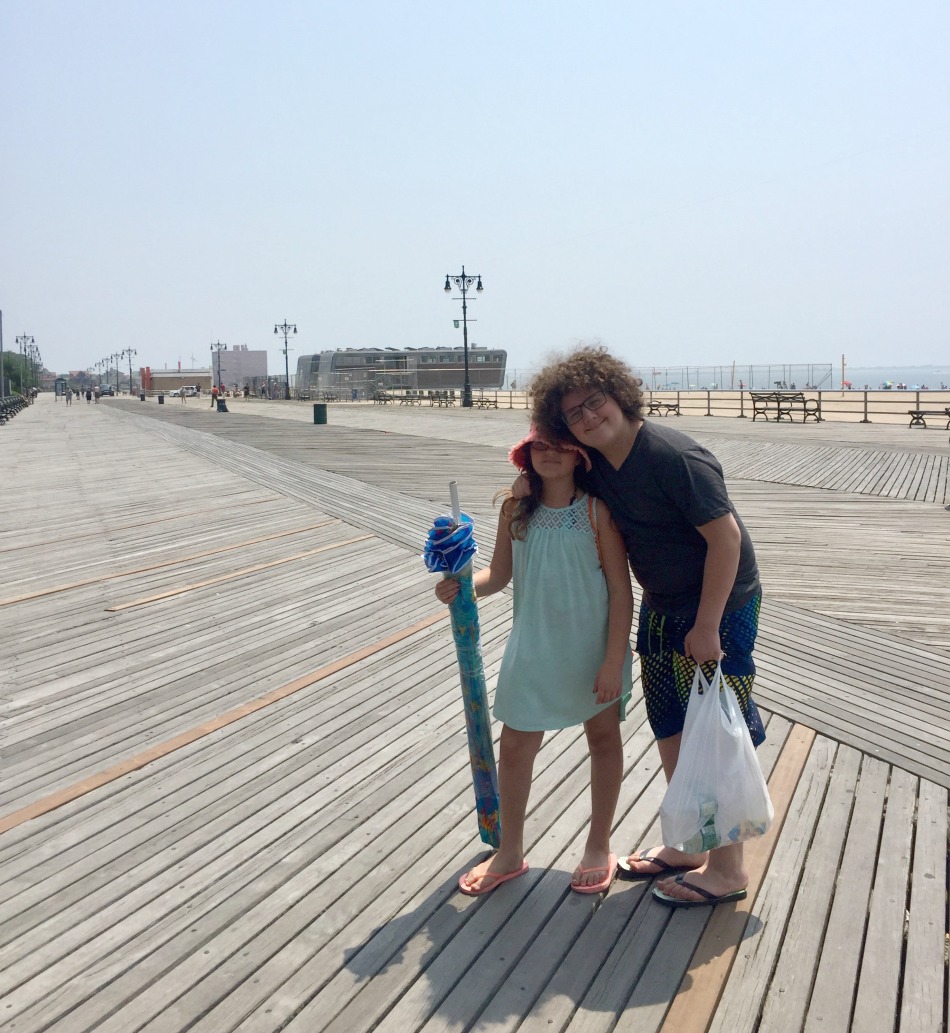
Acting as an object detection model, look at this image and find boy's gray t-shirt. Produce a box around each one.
[588,420,760,619]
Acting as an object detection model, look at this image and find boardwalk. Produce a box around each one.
[1,396,947,1033]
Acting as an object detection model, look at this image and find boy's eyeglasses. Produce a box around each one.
[561,389,608,426]
[529,441,571,453]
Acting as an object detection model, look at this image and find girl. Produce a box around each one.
[436,427,633,896]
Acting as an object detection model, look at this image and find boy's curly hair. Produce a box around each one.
[529,345,644,442]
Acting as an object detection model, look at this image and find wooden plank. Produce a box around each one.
[801,756,890,1032]
[653,724,817,1033]
[712,738,849,1033]
[899,779,949,1033]
[851,766,919,1033]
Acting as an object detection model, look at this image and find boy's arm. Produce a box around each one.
[593,502,633,703]
[684,512,741,664]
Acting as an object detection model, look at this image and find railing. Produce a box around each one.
[286,387,950,426]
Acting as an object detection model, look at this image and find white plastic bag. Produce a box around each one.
[659,663,773,852]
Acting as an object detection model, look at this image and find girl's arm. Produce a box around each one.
[593,501,634,703]
[434,510,513,604]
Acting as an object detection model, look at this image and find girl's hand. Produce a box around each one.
[435,578,461,604]
[593,660,623,704]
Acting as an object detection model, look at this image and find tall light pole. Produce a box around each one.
[274,320,296,400]
[443,267,483,408]
[0,309,5,397]
[123,347,137,394]
[210,340,227,389]
[112,352,121,394]
[16,334,33,393]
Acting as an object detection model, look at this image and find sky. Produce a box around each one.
[2,0,948,380]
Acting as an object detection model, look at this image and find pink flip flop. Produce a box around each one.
[571,853,618,894]
[458,860,529,896]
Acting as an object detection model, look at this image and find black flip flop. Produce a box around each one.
[652,877,748,908]
[617,853,693,881]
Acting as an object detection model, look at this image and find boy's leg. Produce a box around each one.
[460,725,542,892]
[573,705,623,887]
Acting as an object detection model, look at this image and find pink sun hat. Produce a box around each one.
[508,425,592,474]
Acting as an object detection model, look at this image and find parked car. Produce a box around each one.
[182,385,199,397]
[100,384,115,396]
[168,389,182,397]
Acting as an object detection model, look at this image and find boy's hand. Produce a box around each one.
[511,474,530,499]
[435,578,460,604]
[683,623,723,666]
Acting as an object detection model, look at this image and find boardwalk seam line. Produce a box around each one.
[0,610,449,837]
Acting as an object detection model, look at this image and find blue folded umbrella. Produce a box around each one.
[424,504,501,847]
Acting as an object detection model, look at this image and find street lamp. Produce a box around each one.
[274,320,296,400]
[112,352,121,394]
[123,347,137,394]
[443,267,483,408]
[210,340,227,389]
[16,334,33,393]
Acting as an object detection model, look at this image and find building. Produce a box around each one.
[295,346,507,397]
[141,368,213,394]
[214,345,268,391]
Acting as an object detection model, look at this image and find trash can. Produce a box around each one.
[313,403,328,425]
[139,392,146,401]
[216,399,229,412]
[158,394,164,404]
[351,389,358,402]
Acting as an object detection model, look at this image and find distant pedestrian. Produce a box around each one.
[65,389,72,406]
[243,385,250,400]
[260,385,267,399]
[211,385,219,408]
[85,390,92,403]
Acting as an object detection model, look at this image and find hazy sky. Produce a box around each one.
[3,1,948,379]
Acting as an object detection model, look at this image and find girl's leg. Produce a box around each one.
[460,725,543,892]
[573,705,623,888]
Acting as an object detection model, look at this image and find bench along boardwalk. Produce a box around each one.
[749,390,822,423]
[0,396,946,1033]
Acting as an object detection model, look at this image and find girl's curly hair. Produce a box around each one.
[529,345,644,443]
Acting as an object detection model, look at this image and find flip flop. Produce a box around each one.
[617,850,695,881]
[571,853,618,895]
[458,860,529,896]
[652,876,748,909]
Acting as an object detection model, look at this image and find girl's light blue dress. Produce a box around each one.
[493,495,633,731]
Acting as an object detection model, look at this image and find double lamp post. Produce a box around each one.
[443,267,483,408]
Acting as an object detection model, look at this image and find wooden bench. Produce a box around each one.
[907,407,950,429]
[428,391,456,407]
[750,391,822,423]
[472,395,498,409]
[322,392,339,403]
[647,399,681,417]
[372,392,395,404]
[398,393,423,405]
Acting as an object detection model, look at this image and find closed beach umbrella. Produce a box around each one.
[423,483,501,847]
